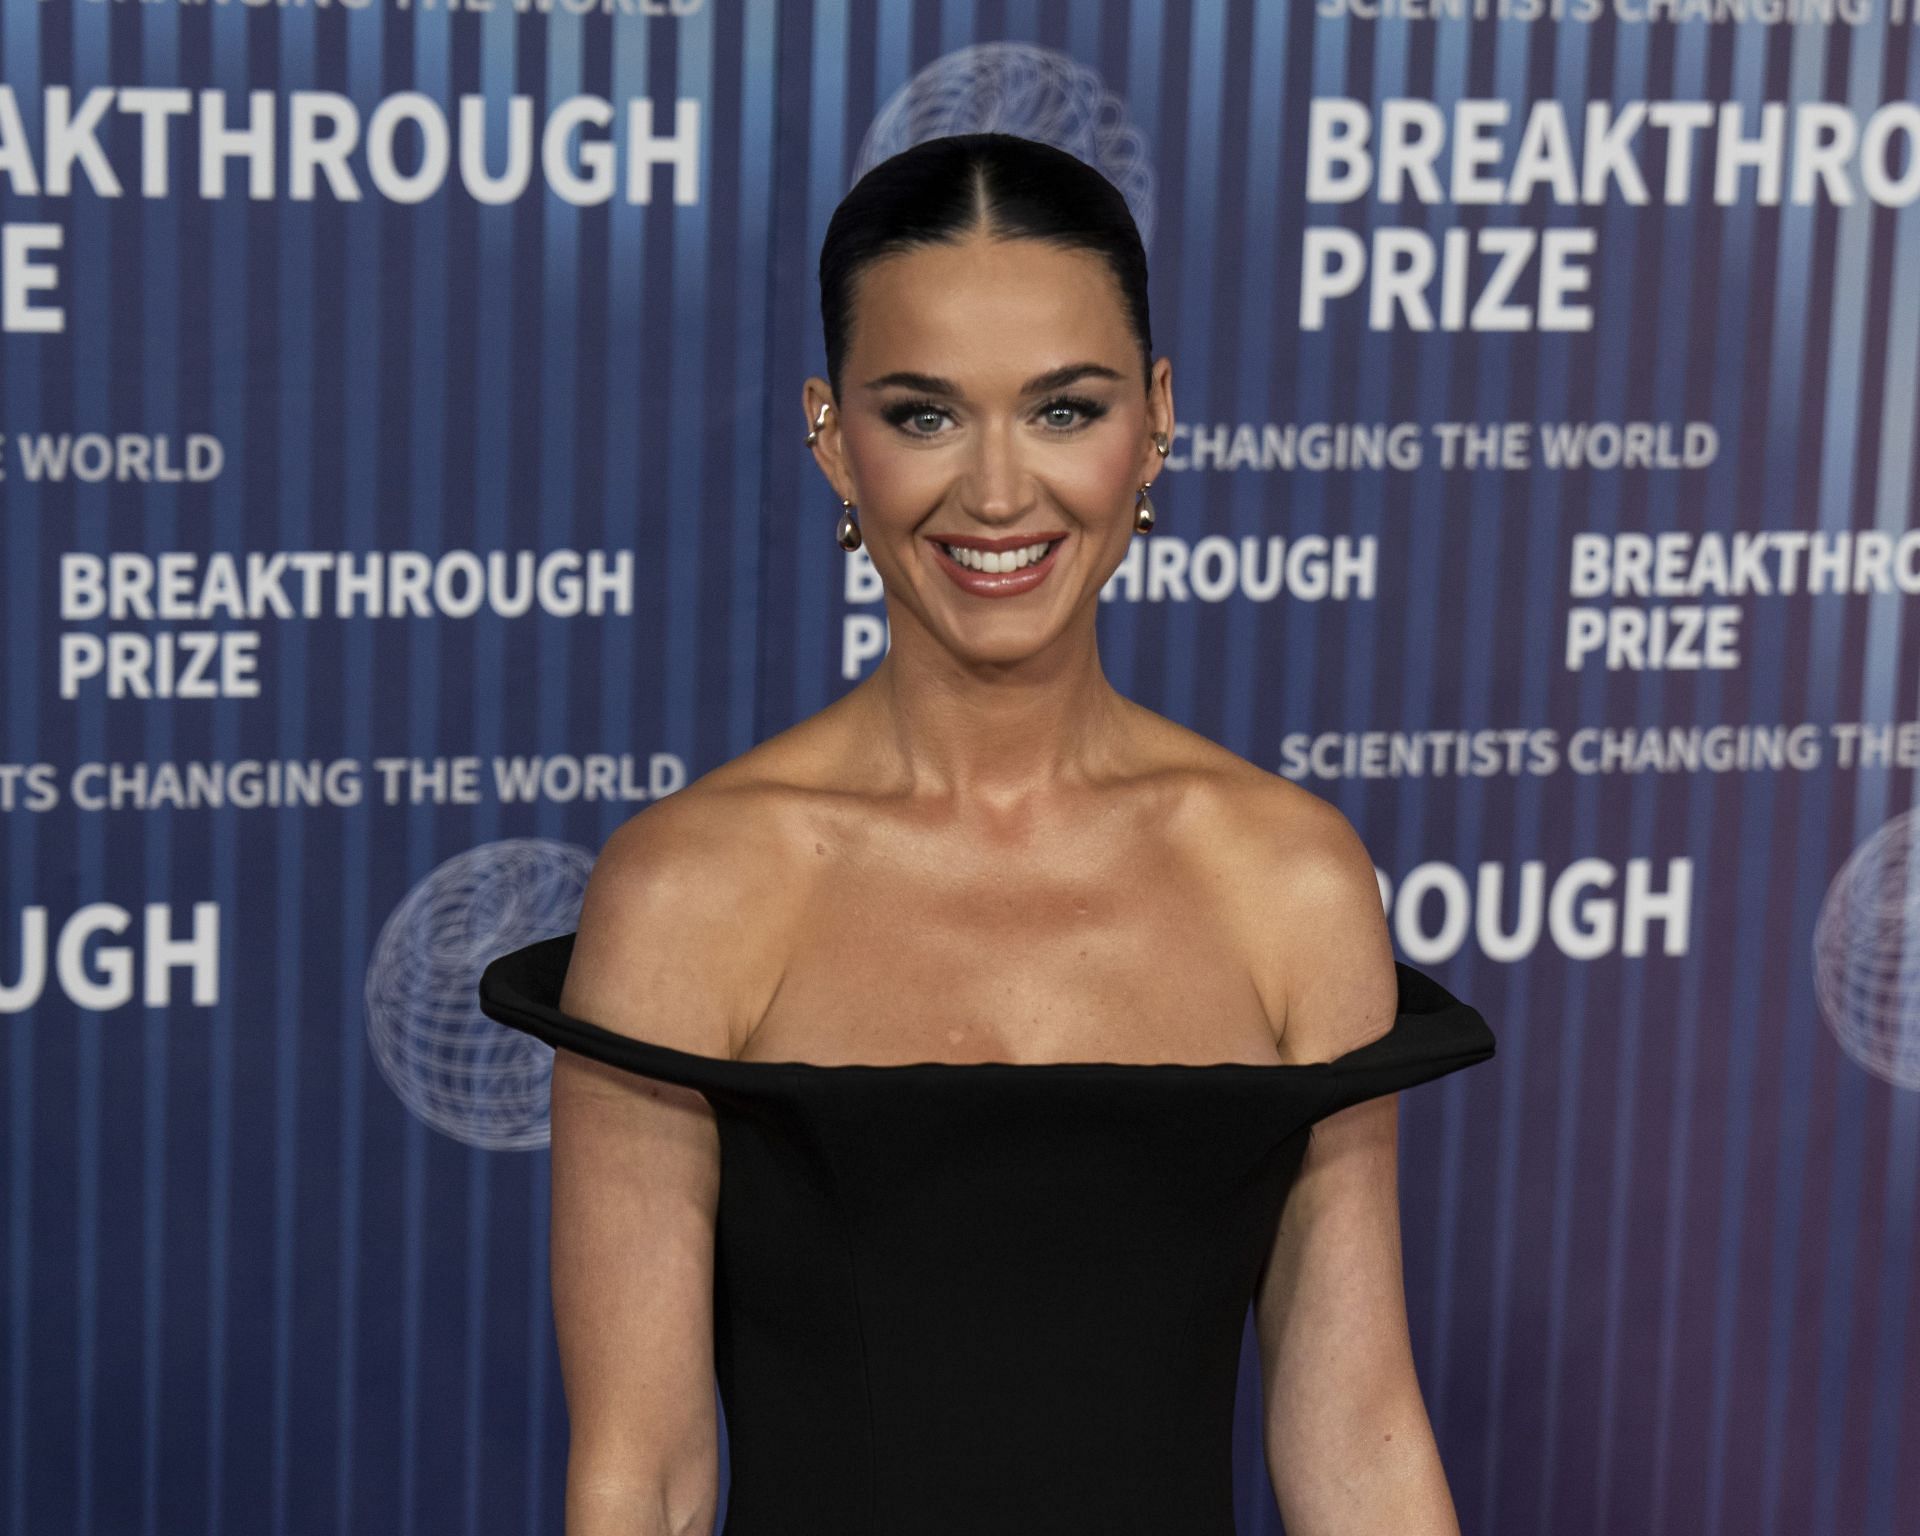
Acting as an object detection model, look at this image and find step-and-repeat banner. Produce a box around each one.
[5,2,1918,1532]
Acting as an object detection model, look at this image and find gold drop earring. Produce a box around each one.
[1134,431,1170,535]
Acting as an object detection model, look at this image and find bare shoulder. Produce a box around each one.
[1154,728,1399,1065]
[559,763,805,1063]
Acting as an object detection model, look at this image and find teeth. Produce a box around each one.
[941,540,1054,573]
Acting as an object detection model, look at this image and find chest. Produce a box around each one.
[737,830,1284,1068]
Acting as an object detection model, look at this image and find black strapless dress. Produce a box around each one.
[478,931,1495,1536]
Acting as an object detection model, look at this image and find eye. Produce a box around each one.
[1036,394,1108,432]
[882,397,953,437]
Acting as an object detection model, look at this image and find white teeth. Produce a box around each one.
[941,540,1054,573]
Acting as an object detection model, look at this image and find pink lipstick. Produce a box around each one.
[926,531,1068,598]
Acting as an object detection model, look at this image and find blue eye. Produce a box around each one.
[1038,395,1107,430]
[883,399,950,435]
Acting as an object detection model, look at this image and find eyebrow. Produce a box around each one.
[859,362,1126,396]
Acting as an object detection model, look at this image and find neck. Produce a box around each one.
[851,602,1131,807]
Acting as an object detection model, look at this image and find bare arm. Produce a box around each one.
[1248,793,1462,1535]
[548,788,790,1535]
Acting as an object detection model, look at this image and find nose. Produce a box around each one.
[960,418,1037,524]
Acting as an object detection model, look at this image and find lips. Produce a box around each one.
[927,533,1067,598]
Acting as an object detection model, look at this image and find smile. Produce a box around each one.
[927,535,1067,598]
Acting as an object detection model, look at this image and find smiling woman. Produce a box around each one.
[480,130,1495,1536]
[800,156,1174,677]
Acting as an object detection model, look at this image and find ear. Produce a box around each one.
[1141,355,1174,484]
[802,377,853,503]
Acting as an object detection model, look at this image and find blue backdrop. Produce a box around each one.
[5,1,1919,1533]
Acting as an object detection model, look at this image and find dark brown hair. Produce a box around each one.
[818,132,1153,402]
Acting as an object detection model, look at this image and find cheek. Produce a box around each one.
[1106,437,1147,487]
[866,454,948,506]
[1058,438,1144,505]
[843,427,940,505]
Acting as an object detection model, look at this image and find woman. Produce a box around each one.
[479,131,1494,1535]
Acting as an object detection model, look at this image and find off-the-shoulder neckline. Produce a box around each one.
[478,931,1493,1078]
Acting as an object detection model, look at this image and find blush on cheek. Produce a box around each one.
[845,440,947,515]
[1071,442,1146,519]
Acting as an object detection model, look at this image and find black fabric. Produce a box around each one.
[479,931,1496,1535]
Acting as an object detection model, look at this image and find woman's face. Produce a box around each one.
[806,232,1173,665]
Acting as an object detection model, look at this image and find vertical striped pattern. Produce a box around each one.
[330,10,384,1535]
[138,6,184,1533]
[1,4,1916,1533]
[2,1,44,1527]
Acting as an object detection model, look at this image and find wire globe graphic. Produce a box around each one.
[1813,809,1920,1091]
[365,836,596,1150]
[856,41,1157,252]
